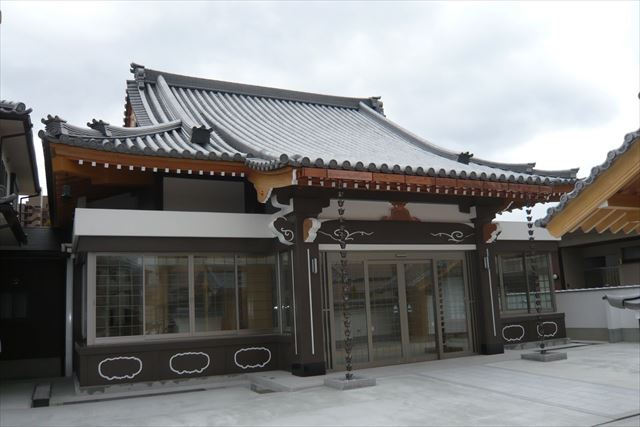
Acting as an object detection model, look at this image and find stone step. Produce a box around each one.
[32,383,51,408]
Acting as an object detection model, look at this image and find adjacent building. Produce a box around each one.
[40,64,579,386]
[538,129,639,342]
[1,101,67,380]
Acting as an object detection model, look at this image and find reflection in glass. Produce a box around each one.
[404,262,437,359]
[331,258,369,366]
[368,263,403,361]
[96,255,143,337]
[279,252,294,333]
[194,255,237,332]
[237,255,278,330]
[437,260,469,354]
[144,256,189,335]
[526,254,552,311]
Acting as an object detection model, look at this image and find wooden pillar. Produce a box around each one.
[472,204,504,355]
[289,196,328,376]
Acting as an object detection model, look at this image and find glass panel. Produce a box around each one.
[499,254,529,311]
[331,257,369,366]
[279,252,294,333]
[95,255,143,337]
[525,254,553,311]
[194,255,237,332]
[237,255,278,330]
[404,262,437,359]
[437,259,469,354]
[144,256,189,335]
[368,263,403,361]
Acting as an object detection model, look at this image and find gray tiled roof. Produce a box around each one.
[42,63,579,185]
[0,100,32,116]
[536,129,640,227]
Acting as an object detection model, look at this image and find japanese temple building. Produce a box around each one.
[41,64,580,386]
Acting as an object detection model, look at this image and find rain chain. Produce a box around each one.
[337,187,354,380]
[526,204,546,355]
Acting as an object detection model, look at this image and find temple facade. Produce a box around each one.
[41,64,578,386]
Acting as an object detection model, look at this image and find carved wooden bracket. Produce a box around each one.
[247,168,297,204]
[268,194,295,245]
[483,223,502,244]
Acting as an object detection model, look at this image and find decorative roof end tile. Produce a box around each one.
[130,62,146,90]
[369,96,384,115]
[87,119,112,137]
[457,151,474,165]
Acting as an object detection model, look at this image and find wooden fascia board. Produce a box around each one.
[50,144,249,175]
[52,156,153,187]
[298,167,567,198]
[546,142,640,237]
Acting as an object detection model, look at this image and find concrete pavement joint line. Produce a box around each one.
[483,364,640,391]
[416,372,617,421]
[592,413,640,427]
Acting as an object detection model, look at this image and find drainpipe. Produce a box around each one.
[62,243,74,377]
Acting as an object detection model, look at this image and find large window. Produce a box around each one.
[92,252,290,343]
[278,252,294,333]
[194,255,237,333]
[144,256,189,335]
[95,256,143,338]
[497,253,554,313]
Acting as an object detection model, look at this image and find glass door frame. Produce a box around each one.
[323,250,474,370]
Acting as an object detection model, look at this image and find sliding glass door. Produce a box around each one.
[326,252,472,369]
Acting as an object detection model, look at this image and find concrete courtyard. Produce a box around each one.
[1,343,638,426]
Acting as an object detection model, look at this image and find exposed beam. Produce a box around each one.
[623,222,639,234]
[600,193,640,210]
[595,210,627,233]
[580,209,617,233]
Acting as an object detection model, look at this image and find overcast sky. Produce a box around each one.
[1,1,638,220]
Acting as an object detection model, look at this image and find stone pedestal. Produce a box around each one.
[324,375,376,390]
[521,352,568,362]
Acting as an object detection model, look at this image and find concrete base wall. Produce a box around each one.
[556,285,640,343]
[566,327,639,343]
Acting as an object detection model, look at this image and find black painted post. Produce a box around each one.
[289,196,327,377]
[472,205,504,355]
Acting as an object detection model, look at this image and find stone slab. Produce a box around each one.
[324,375,376,390]
[521,351,568,362]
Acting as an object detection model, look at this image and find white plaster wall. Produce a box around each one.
[73,208,273,239]
[556,285,640,330]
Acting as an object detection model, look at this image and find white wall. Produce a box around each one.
[556,285,639,341]
[72,208,274,240]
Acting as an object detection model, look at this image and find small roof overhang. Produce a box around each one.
[537,129,640,237]
[0,100,41,195]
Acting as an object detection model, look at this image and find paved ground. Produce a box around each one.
[1,343,638,426]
